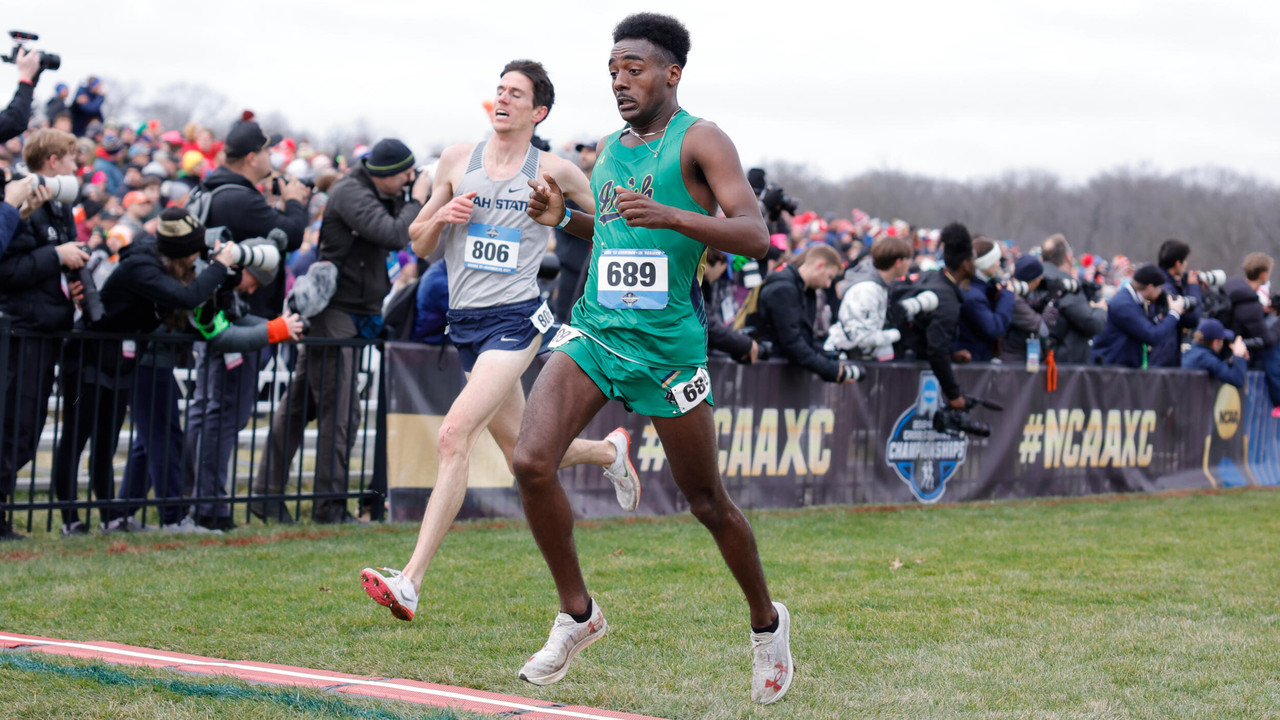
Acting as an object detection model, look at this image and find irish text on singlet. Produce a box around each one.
[441,141,546,309]
[571,109,710,369]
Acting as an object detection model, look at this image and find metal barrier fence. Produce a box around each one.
[0,317,387,534]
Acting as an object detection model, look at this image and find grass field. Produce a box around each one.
[2,488,1279,719]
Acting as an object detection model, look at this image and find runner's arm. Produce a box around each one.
[409,144,468,258]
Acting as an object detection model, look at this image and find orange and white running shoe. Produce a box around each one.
[360,567,418,622]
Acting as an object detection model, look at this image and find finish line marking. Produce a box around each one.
[0,632,666,720]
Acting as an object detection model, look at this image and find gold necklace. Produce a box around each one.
[626,108,681,157]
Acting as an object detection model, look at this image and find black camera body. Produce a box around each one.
[759,184,798,222]
[1,31,61,72]
[932,395,1003,438]
[67,245,105,325]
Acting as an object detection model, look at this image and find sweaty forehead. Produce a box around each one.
[610,38,664,64]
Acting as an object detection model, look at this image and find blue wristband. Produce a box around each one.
[556,207,572,229]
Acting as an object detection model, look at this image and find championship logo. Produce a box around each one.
[885,372,969,503]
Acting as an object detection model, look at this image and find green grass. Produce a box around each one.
[3,489,1279,719]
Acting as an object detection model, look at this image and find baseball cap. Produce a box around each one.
[1197,318,1234,342]
[574,139,598,152]
[225,121,282,158]
[122,190,151,209]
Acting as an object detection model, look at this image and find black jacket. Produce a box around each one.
[201,166,308,318]
[0,199,77,331]
[757,264,842,382]
[1226,275,1279,350]
[97,240,230,335]
[0,81,33,143]
[317,165,421,316]
[1042,263,1106,364]
[897,269,967,401]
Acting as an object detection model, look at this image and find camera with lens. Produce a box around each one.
[64,244,105,325]
[1002,278,1031,297]
[1196,269,1227,288]
[271,175,315,196]
[759,184,798,222]
[3,171,80,205]
[0,31,61,73]
[932,395,1003,438]
[899,290,939,321]
[205,227,282,271]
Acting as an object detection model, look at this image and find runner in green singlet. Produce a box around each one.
[511,13,795,705]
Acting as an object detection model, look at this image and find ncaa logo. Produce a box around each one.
[885,372,970,503]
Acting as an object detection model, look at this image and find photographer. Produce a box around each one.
[1,167,35,253]
[954,236,1014,363]
[824,236,912,361]
[186,120,309,523]
[897,222,975,409]
[0,129,88,541]
[1091,264,1184,368]
[1181,319,1247,389]
[756,244,862,384]
[1039,234,1106,363]
[998,256,1053,365]
[97,208,300,534]
[70,77,105,138]
[254,138,425,525]
[1226,253,1280,413]
[1147,239,1203,367]
[0,47,40,143]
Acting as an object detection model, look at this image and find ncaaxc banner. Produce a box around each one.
[382,343,1276,522]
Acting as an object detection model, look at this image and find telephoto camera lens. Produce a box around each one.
[900,290,939,321]
[1199,269,1227,288]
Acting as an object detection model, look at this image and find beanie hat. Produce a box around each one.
[363,138,414,177]
[1013,256,1044,283]
[181,150,205,173]
[156,207,208,258]
[1132,264,1165,287]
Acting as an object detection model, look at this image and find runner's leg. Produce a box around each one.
[651,402,775,628]
[511,351,609,616]
[486,381,614,472]
[399,342,540,589]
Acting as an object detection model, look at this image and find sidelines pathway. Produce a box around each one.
[0,631,667,720]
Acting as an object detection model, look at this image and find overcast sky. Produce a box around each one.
[10,1,1280,185]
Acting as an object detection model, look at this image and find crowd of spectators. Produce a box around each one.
[1,59,1277,540]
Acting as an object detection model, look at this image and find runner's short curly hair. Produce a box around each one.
[613,13,691,68]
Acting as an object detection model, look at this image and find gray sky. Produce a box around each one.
[11,1,1280,184]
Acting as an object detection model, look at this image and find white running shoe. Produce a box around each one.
[518,600,607,685]
[360,567,418,622]
[161,516,220,535]
[750,601,793,705]
[603,428,640,512]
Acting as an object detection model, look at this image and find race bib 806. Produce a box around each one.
[465,222,520,274]
[596,249,668,309]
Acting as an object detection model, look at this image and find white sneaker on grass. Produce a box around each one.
[750,601,793,705]
[603,428,640,511]
[360,567,418,622]
[518,600,607,685]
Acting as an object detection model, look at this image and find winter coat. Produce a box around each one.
[1225,276,1279,349]
[757,264,842,382]
[1041,263,1106,364]
[0,198,77,331]
[317,165,421,316]
[824,262,900,359]
[1147,266,1203,368]
[1091,283,1180,368]
[1181,343,1246,388]
[954,275,1015,362]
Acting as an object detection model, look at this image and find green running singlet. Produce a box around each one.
[570,109,710,370]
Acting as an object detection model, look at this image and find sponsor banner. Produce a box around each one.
[384,342,1276,521]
